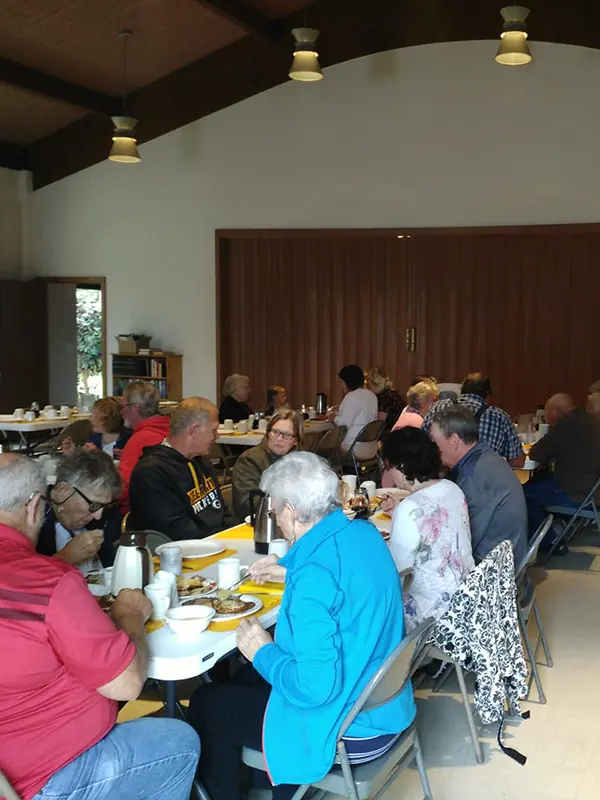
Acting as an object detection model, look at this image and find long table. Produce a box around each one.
[216,419,332,447]
[0,414,91,454]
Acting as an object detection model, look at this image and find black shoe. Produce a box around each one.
[554,542,570,556]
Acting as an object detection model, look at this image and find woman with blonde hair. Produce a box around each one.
[366,367,405,434]
[393,381,440,431]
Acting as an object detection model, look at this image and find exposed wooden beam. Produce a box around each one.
[0,140,29,171]
[0,57,118,116]
[191,0,284,41]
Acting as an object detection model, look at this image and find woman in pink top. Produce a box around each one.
[382,381,440,487]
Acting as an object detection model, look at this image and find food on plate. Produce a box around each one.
[85,572,103,585]
[98,593,114,612]
[177,575,217,597]
[369,496,383,511]
[190,596,255,616]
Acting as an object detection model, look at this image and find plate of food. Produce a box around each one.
[186,593,262,621]
[177,574,217,599]
[155,540,226,559]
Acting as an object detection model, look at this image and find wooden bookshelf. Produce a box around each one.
[111,353,183,401]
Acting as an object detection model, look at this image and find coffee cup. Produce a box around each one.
[60,405,70,417]
[25,411,36,422]
[342,474,358,494]
[13,408,24,419]
[103,566,114,594]
[45,408,58,419]
[308,407,317,420]
[223,419,234,432]
[144,583,172,621]
[268,539,289,558]
[360,480,377,500]
[237,419,249,434]
[258,418,268,433]
[154,570,179,608]
[217,557,249,590]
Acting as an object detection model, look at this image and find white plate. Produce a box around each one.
[177,572,217,599]
[212,594,263,621]
[155,540,226,559]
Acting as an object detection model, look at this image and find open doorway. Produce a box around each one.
[45,277,107,409]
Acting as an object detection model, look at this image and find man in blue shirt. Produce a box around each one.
[430,405,527,567]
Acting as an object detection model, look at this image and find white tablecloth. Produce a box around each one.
[216,420,331,447]
[0,414,90,433]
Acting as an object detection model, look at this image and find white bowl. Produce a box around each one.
[164,605,215,639]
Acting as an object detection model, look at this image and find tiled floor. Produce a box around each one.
[122,557,600,799]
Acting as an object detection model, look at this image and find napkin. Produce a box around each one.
[214,525,254,541]
[235,580,284,597]
[152,548,237,573]
[377,512,392,522]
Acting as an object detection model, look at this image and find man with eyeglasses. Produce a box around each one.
[0,453,200,800]
[232,410,303,520]
[127,397,236,539]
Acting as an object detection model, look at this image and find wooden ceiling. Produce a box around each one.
[2,0,600,188]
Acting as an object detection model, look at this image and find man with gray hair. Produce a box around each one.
[429,405,527,566]
[0,453,200,800]
[128,397,235,539]
[118,380,170,513]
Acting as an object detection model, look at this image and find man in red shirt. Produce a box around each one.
[119,381,171,513]
[0,453,200,800]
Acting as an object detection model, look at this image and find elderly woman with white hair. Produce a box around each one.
[219,374,254,423]
[188,451,415,800]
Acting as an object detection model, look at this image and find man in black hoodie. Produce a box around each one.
[128,398,236,539]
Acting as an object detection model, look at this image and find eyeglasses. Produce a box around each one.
[64,485,114,513]
[269,429,296,442]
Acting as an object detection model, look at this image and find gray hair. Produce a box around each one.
[407,381,439,411]
[222,374,248,399]
[56,448,122,499]
[123,380,160,418]
[170,397,217,436]
[0,455,46,514]
[259,451,341,526]
[430,404,479,445]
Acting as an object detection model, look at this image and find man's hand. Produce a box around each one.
[57,530,104,565]
[236,618,272,662]
[112,589,152,625]
[248,554,286,585]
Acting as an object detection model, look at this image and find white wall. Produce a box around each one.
[47,282,78,405]
[0,167,25,277]
[30,41,600,401]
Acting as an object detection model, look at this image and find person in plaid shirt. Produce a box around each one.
[423,373,525,468]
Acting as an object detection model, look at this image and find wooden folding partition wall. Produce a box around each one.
[216,226,600,416]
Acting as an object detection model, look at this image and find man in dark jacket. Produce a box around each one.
[128,398,236,540]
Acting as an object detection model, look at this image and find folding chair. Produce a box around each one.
[0,769,20,800]
[209,442,235,485]
[242,617,436,800]
[516,515,554,704]
[315,425,347,473]
[220,483,233,515]
[543,475,600,562]
[302,429,325,453]
[346,420,385,481]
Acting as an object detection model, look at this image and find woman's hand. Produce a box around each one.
[56,530,104,565]
[236,618,272,662]
[380,493,402,514]
[248,554,286,585]
[83,442,98,451]
[60,436,76,455]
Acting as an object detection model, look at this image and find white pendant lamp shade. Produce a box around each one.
[495,6,532,65]
[109,116,141,163]
[289,27,323,81]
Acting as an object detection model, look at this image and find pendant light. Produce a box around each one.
[109,30,141,163]
[289,27,323,81]
[495,6,532,66]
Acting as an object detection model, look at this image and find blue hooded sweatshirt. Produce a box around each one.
[253,509,416,786]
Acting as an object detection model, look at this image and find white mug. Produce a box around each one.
[342,474,358,494]
[144,584,172,622]
[360,480,377,500]
[217,557,248,590]
[237,419,249,434]
[13,408,24,419]
[308,407,317,420]
[60,405,70,417]
[25,411,36,422]
[45,408,58,419]
[258,418,268,433]
[154,570,179,608]
[103,566,114,594]
[268,539,289,558]
[223,419,234,432]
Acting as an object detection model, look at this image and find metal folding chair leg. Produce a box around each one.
[518,607,546,704]
[414,731,433,800]
[454,663,484,764]
[192,777,211,800]
[432,662,454,693]
[532,600,553,668]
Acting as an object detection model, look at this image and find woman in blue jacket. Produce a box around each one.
[189,451,415,800]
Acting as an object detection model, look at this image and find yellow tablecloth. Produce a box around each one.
[215,524,254,541]
[152,548,237,573]
[236,580,284,597]
[145,593,281,635]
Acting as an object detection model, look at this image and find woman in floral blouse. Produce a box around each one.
[381,427,475,631]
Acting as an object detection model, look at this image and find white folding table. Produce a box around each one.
[216,420,332,447]
[0,414,91,454]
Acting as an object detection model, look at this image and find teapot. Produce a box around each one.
[249,490,283,554]
[112,531,153,595]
